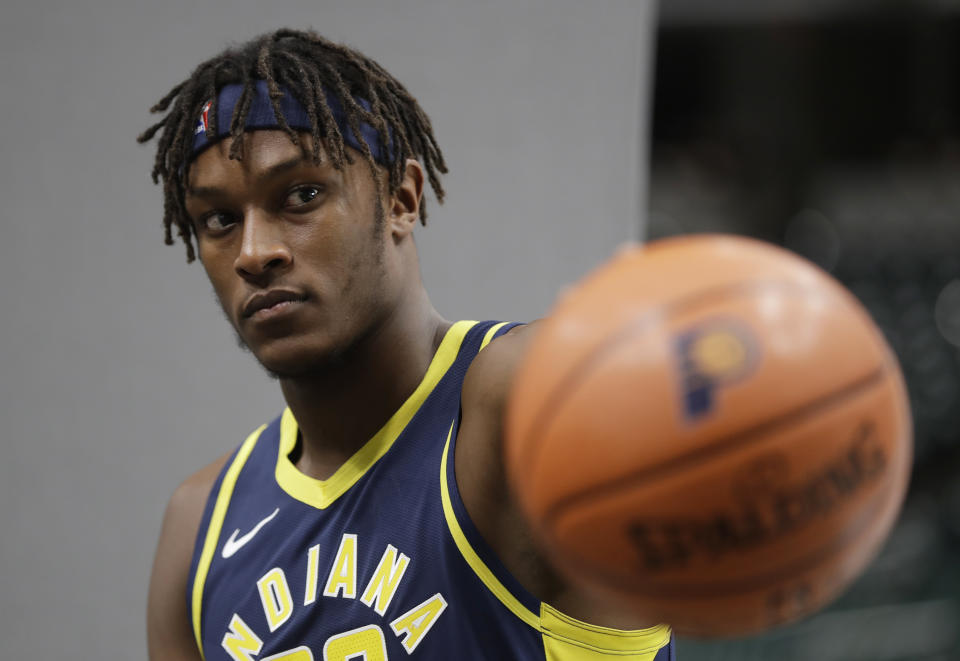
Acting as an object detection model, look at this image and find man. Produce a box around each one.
[141,29,674,660]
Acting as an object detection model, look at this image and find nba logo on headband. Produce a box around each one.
[195,101,212,135]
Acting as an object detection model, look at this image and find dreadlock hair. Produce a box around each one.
[137,28,448,262]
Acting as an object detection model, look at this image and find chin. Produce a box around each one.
[249,335,349,379]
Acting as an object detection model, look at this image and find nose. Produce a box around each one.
[233,210,292,279]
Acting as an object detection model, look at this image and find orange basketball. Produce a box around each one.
[504,234,912,637]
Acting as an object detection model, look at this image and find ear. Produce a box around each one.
[387,159,425,240]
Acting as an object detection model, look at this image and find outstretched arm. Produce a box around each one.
[455,323,658,629]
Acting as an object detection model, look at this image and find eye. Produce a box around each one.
[283,185,323,208]
[200,211,237,233]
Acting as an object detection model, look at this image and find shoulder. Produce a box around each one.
[462,321,539,411]
[169,453,232,523]
[161,450,235,553]
[458,320,540,466]
[147,451,233,661]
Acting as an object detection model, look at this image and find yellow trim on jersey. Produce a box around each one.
[191,424,266,658]
[439,424,541,629]
[540,604,671,659]
[480,321,510,350]
[275,320,478,510]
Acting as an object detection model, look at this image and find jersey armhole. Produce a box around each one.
[442,321,673,659]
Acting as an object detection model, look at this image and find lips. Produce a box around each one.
[241,289,307,318]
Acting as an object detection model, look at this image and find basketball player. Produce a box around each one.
[141,29,674,660]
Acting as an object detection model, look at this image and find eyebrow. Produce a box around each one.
[187,154,312,198]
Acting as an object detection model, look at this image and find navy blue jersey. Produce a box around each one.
[188,320,674,660]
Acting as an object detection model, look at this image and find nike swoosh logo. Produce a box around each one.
[221,508,280,559]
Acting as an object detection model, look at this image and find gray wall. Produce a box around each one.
[0,1,656,657]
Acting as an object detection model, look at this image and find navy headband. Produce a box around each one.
[191,80,393,164]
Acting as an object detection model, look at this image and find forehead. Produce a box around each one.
[188,130,314,188]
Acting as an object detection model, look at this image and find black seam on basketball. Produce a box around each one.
[550,450,901,599]
[542,366,887,529]
[516,278,826,475]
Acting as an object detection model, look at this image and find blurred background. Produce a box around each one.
[653,1,960,658]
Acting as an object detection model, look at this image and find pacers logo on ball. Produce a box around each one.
[676,321,759,421]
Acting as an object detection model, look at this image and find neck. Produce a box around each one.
[279,286,449,480]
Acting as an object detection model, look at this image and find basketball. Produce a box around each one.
[504,234,912,637]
